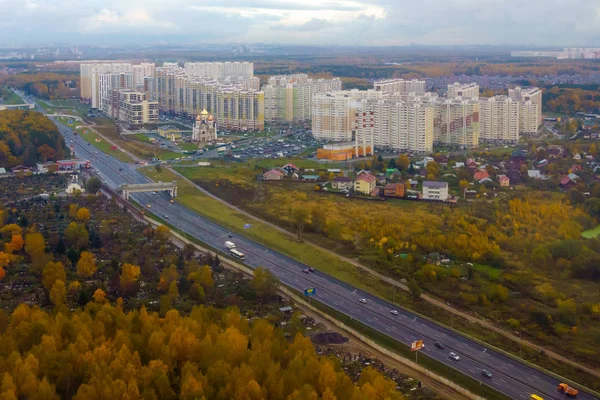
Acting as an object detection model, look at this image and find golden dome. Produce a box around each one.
[200,109,208,116]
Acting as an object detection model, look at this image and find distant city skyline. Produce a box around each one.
[1,0,599,47]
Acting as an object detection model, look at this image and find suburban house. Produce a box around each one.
[465,158,477,168]
[332,176,353,190]
[434,155,449,166]
[384,183,406,198]
[527,170,542,179]
[570,164,583,173]
[473,170,489,181]
[11,165,32,174]
[560,173,579,189]
[573,153,582,161]
[282,163,299,175]
[263,169,284,181]
[547,145,565,159]
[422,181,449,201]
[354,172,377,195]
[499,175,510,187]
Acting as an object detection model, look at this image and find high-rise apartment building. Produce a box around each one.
[508,86,542,133]
[431,98,480,148]
[184,62,254,78]
[262,74,342,123]
[99,72,133,112]
[118,90,159,126]
[479,96,520,143]
[353,96,434,154]
[80,62,133,107]
[155,65,264,131]
[133,63,156,90]
[312,90,382,142]
[447,82,480,100]
[373,79,426,94]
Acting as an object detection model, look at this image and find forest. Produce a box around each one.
[0,110,68,168]
[542,85,600,115]
[0,185,411,400]
[0,73,79,100]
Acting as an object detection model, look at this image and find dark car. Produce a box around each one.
[434,342,445,349]
[481,370,492,379]
[308,267,314,272]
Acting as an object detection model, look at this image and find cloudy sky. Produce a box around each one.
[1,0,599,46]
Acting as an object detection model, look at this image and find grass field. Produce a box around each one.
[0,86,24,105]
[178,142,200,151]
[131,133,151,143]
[582,224,600,239]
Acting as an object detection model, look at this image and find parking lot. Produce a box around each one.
[228,128,322,159]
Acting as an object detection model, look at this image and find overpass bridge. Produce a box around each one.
[119,182,178,200]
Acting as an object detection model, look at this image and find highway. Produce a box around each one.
[51,116,596,400]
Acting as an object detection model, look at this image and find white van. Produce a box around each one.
[225,241,236,249]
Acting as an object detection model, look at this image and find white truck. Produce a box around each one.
[225,241,236,249]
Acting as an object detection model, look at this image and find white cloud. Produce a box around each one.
[0,0,599,46]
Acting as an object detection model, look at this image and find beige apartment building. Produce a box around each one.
[118,90,158,126]
[262,74,342,123]
[479,96,520,143]
[447,82,480,100]
[353,96,434,154]
[431,98,480,148]
[184,62,254,78]
[373,79,426,94]
[80,62,134,108]
[508,86,542,134]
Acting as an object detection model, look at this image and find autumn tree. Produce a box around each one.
[49,280,67,307]
[5,233,24,253]
[425,161,440,179]
[75,207,91,222]
[24,232,45,259]
[42,261,66,291]
[396,154,410,171]
[251,267,279,300]
[155,225,171,240]
[93,288,107,303]
[76,251,97,278]
[120,263,141,294]
[64,222,89,250]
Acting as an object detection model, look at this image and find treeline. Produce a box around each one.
[0,302,404,400]
[0,110,68,168]
[543,86,600,114]
[0,72,79,99]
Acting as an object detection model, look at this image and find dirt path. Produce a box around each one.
[167,167,600,379]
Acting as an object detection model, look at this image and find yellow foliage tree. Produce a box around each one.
[75,207,91,222]
[49,280,67,307]
[93,288,107,303]
[76,251,97,278]
[42,261,66,291]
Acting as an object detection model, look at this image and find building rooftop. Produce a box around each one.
[423,181,448,188]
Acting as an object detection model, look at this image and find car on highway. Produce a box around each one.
[434,342,445,349]
[481,370,492,379]
[164,214,168,219]
[169,199,174,204]
[390,310,399,315]
[359,298,367,304]
[307,267,314,272]
[302,268,310,274]
[448,352,460,361]
[146,204,151,209]
[152,191,157,195]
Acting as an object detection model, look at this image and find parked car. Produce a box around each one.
[449,352,460,361]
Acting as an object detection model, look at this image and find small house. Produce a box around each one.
[354,172,377,195]
[422,181,449,201]
[384,183,406,198]
[332,176,353,190]
[302,174,320,182]
[498,175,510,187]
[473,170,489,181]
[282,163,299,175]
[263,169,284,181]
[527,170,542,179]
[570,164,583,173]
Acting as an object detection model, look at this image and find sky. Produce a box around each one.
[1,0,599,46]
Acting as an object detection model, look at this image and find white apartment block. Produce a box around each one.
[117,90,159,126]
[374,79,425,94]
[184,62,254,78]
[133,63,155,90]
[354,96,434,154]
[508,86,542,133]
[80,62,133,108]
[312,90,382,142]
[478,96,520,143]
[447,82,480,100]
[431,98,480,148]
[262,74,342,123]
[156,65,264,131]
[99,72,133,111]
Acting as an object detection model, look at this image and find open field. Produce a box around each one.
[131,133,151,143]
[582,224,600,239]
[0,86,24,104]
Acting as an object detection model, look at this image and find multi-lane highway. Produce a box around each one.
[51,116,597,400]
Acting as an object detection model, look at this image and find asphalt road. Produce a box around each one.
[50,116,597,400]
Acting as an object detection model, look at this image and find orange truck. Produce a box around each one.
[558,383,579,397]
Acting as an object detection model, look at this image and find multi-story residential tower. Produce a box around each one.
[262,74,342,123]
[311,90,382,141]
[80,62,133,107]
[184,62,254,78]
[431,98,480,148]
[508,86,542,133]
[447,82,480,100]
[99,72,133,112]
[479,96,520,143]
[373,79,426,94]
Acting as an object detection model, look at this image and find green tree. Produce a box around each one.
[251,267,279,300]
[85,177,102,193]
